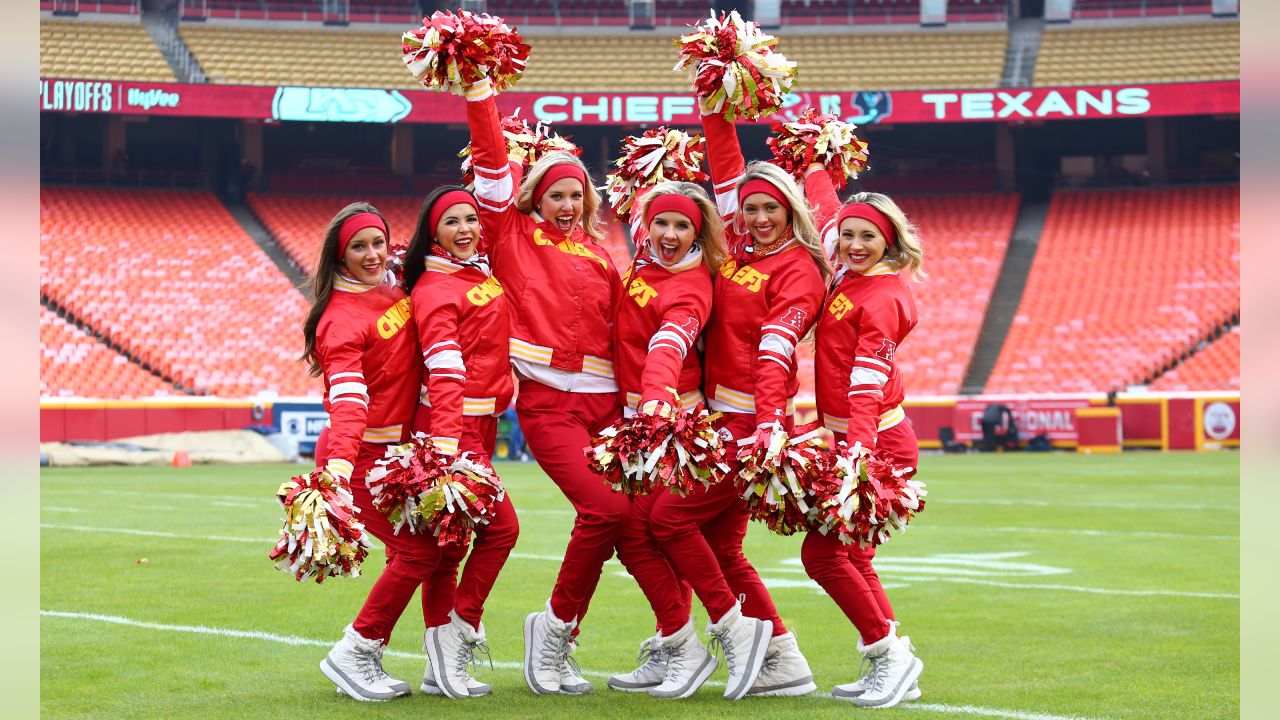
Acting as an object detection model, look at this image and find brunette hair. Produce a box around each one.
[402,185,477,293]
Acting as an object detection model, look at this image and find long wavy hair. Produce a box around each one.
[633,180,727,273]
[842,191,927,281]
[402,185,477,293]
[515,152,606,243]
[299,201,388,378]
[735,161,832,283]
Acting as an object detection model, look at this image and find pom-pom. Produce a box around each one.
[736,423,826,536]
[604,127,708,222]
[402,10,530,95]
[673,10,797,122]
[364,436,449,534]
[385,240,411,285]
[811,442,928,547]
[767,107,870,190]
[269,469,371,583]
[458,108,581,185]
[586,404,730,496]
[417,453,507,546]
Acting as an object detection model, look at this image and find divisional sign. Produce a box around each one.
[272,401,328,456]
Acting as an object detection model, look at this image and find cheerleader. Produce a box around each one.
[606,181,724,698]
[302,202,428,702]
[463,75,625,695]
[402,186,520,700]
[806,191,926,708]
[647,110,830,700]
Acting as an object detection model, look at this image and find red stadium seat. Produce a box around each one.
[40,307,177,399]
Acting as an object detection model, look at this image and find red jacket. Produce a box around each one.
[315,275,421,481]
[699,112,828,428]
[614,206,713,412]
[815,264,918,450]
[410,254,514,454]
[465,84,622,393]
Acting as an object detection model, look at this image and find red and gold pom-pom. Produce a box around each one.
[365,435,449,535]
[586,404,730,497]
[269,469,371,583]
[736,423,826,536]
[674,10,797,122]
[811,441,928,547]
[604,127,708,222]
[416,453,506,546]
[767,107,870,190]
[402,10,530,95]
[385,240,411,285]
[458,108,580,185]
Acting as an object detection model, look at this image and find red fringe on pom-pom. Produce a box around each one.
[674,10,797,122]
[604,127,708,222]
[586,404,730,497]
[417,453,506,546]
[736,424,826,536]
[458,108,580,186]
[269,469,371,583]
[365,437,449,535]
[402,10,530,95]
[767,107,870,190]
[811,442,927,547]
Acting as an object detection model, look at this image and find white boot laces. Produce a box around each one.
[538,626,571,672]
[636,641,666,673]
[358,645,384,685]
[707,627,735,671]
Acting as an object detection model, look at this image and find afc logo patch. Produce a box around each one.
[677,315,700,339]
[875,338,898,363]
[779,306,809,332]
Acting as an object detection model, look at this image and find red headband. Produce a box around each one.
[337,212,388,259]
[644,193,703,234]
[428,190,479,238]
[837,203,898,247]
[533,162,588,204]
[738,178,790,211]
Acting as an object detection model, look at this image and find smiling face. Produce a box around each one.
[341,225,388,285]
[648,210,697,264]
[537,177,585,233]
[740,192,789,245]
[434,202,481,260]
[837,216,889,274]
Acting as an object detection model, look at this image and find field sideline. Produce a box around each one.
[40,452,1238,719]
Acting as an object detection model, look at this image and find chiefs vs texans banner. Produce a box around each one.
[40,78,1239,126]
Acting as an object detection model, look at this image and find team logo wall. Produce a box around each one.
[1202,401,1237,440]
[272,87,412,123]
[776,91,893,125]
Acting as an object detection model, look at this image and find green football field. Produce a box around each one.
[40,452,1238,720]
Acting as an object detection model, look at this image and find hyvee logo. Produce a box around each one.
[921,87,1152,120]
[126,87,180,110]
[40,79,113,112]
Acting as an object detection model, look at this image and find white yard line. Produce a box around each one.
[42,609,1116,719]
[918,524,1237,542]
[900,576,1237,600]
[941,498,1238,512]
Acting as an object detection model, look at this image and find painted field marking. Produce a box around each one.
[41,609,1116,720]
[42,506,82,513]
[900,576,1237,600]
[942,497,1238,512]
[778,552,1072,578]
[917,524,1237,542]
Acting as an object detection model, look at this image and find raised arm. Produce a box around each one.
[412,288,466,455]
[464,78,522,250]
[700,111,748,223]
[803,164,842,254]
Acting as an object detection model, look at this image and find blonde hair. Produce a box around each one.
[736,161,832,283]
[515,152,606,243]
[843,191,926,280]
[633,181,727,273]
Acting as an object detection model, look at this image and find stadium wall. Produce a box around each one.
[39,392,1240,451]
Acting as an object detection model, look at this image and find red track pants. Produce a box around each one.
[517,380,626,626]
[650,412,786,635]
[616,491,694,635]
[801,421,919,644]
[416,415,520,630]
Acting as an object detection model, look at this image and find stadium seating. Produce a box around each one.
[40,307,176,399]
[40,186,320,398]
[1148,325,1239,391]
[985,185,1239,394]
[1072,0,1214,20]
[176,22,1006,91]
[40,18,176,83]
[1034,19,1238,86]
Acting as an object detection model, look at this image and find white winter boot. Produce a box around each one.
[522,600,576,695]
[745,631,816,697]
[321,624,409,702]
[608,635,667,692]
[424,610,495,699]
[840,627,923,708]
[832,632,921,702]
[558,639,593,695]
[705,602,771,701]
[649,618,717,699]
